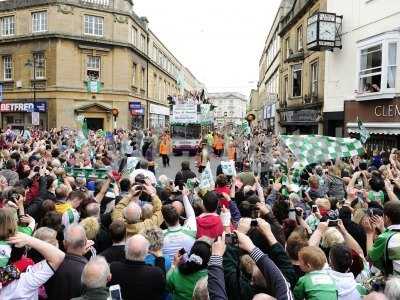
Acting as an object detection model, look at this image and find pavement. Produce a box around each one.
[154,152,223,180]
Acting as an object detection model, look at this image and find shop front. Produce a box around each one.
[278,105,322,134]
[149,103,170,131]
[129,101,145,129]
[0,101,48,129]
[345,99,400,150]
[265,103,276,134]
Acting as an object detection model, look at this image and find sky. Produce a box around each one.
[133,0,282,98]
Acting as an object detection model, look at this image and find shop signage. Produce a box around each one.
[130,108,144,116]
[344,99,400,123]
[150,104,170,116]
[172,104,198,123]
[86,81,102,93]
[374,104,400,117]
[283,109,319,122]
[0,102,47,113]
[129,101,142,110]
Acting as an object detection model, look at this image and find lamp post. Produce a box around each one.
[25,58,37,105]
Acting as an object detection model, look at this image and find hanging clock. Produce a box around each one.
[307,12,342,51]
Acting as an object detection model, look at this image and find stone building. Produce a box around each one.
[278,0,326,134]
[0,0,203,130]
[208,92,247,129]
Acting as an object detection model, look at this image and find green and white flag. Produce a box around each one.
[357,118,370,144]
[123,157,140,176]
[280,135,365,166]
[199,162,214,189]
[221,160,236,176]
[242,121,251,136]
[75,115,88,149]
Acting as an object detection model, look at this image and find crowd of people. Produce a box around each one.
[0,126,399,300]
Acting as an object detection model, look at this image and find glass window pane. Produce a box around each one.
[388,42,397,66]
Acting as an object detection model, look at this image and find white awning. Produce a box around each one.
[347,122,400,135]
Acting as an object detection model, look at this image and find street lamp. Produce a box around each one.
[25,57,43,127]
[25,58,37,105]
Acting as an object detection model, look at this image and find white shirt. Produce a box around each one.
[129,169,157,185]
[0,260,54,300]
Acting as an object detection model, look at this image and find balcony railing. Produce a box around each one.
[80,0,111,6]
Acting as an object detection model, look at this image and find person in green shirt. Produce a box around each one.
[294,246,338,300]
[366,200,400,276]
[166,239,211,300]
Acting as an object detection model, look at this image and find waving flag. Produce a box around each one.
[280,135,365,166]
[357,117,370,144]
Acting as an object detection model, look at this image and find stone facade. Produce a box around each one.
[0,0,202,130]
[278,0,326,134]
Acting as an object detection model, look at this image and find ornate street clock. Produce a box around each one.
[307,12,342,51]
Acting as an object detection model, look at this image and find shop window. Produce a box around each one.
[359,44,382,93]
[3,56,12,81]
[387,42,397,88]
[310,61,318,98]
[292,64,302,97]
[132,63,137,86]
[297,25,303,51]
[33,53,46,79]
[141,67,146,89]
[84,15,103,37]
[131,26,138,46]
[87,56,101,81]
[0,16,15,37]
[5,116,13,124]
[357,33,399,99]
[32,11,47,33]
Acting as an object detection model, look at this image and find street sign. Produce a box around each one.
[31,112,40,125]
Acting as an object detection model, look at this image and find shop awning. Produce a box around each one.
[347,122,400,135]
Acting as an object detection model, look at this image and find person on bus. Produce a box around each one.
[159,136,170,168]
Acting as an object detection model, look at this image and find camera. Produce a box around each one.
[178,248,186,256]
[250,219,258,227]
[312,205,318,213]
[225,232,238,245]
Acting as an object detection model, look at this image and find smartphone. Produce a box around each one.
[109,284,122,300]
[312,205,318,213]
[225,233,238,245]
[328,219,339,227]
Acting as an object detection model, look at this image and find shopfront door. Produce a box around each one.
[85,118,104,131]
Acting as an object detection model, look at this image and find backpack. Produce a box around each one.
[383,228,400,275]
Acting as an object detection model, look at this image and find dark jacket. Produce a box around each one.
[100,245,125,264]
[109,259,166,300]
[249,247,294,300]
[174,169,196,188]
[71,287,109,300]
[223,242,296,300]
[45,254,88,300]
[208,255,228,300]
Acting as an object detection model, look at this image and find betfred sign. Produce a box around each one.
[0,102,47,113]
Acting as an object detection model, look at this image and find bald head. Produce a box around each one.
[141,203,153,220]
[64,224,87,254]
[253,294,276,300]
[172,201,184,216]
[123,202,141,224]
[82,256,110,289]
[86,202,100,218]
[125,234,149,261]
